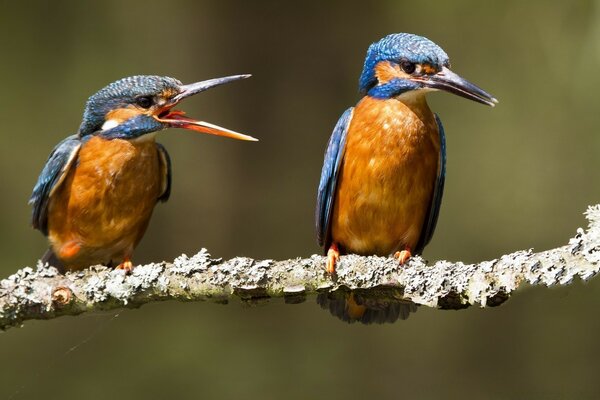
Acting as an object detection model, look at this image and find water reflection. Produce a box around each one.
[317,289,418,324]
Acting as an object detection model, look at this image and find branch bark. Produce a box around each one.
[2,205,600,331]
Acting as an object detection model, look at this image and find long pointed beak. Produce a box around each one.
[157,74,258,141]
[159,111,258,141]
[172,74,251,103]
[421,66,498,107]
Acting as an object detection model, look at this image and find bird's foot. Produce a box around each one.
[393,247,412,265]
[116,258,134,274]
[326,243,340,275]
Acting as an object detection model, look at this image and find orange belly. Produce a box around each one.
[47,135,162,270]
[331,95,441,256]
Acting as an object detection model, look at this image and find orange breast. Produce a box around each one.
[47,135,162,270]
[331,95,441,256]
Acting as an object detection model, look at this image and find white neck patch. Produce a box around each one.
[101,119,120,131]
[395,88,434,104]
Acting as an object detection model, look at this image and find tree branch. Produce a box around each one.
[2,205,599,331]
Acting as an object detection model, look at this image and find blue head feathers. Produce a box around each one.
[75,74,257,142]
[358,33,450,97]
[79,76,182,136]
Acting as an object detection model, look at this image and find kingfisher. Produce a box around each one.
[315,33,496,321]
[30,74,256,272]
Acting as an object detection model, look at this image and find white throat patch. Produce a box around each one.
[101,119,120,131]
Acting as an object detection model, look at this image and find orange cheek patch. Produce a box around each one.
[374,61,413,84]
[374,61,440,84]
[105,107,143,123]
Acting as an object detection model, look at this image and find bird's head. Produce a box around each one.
[78,75,257,141]
[358,33,497,106]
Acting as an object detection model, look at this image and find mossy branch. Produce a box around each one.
[2,205,599,331]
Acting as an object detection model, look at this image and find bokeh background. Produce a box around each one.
[1,0,600,398]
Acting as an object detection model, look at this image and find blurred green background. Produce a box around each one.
[1,0,600,398]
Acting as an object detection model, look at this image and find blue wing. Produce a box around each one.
[414,114,446,254]
[316,107,354,250]
[156,143,172,203]
[29,135,81,236]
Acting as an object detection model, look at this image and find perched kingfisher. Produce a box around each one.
[30,75,256,272]
[315,33,496,322]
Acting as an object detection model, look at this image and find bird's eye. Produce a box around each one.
[135,96,153,109]
[400,60,417,74]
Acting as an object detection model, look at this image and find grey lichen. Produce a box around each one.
[172,249,213,275]
[1,205,599,331]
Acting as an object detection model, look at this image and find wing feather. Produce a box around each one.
[29,135,81,235]
[315,108,354,250]
[414,114,446,253]
[155,143,172,203]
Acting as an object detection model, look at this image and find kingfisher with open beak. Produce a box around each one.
[30,75,256,272]
[316,33,496,322]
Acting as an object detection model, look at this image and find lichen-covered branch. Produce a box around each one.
[2,205,600,331]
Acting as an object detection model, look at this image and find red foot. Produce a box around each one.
[393,247,412,265]
[116,258,134,274]
[326,243,340,274]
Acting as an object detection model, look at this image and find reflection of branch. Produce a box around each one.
[2,205,600,331]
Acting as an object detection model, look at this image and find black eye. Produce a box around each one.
[400,60,416,74]
[135,96,153,108]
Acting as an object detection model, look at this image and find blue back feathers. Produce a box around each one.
[414,114,446,254]
[358,33,450,95]
[316,107,353,248]
[79,75,182,136]
[29,135,82,235]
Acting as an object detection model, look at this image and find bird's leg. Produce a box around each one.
[116,256,134,274]
[326,243,340,274]
[393,246,412,265]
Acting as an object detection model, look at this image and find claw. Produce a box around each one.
[326,243,340,274]
[393,247,412,265]
[116,258,134,274]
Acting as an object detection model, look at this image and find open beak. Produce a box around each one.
[419,66,498,107]
[156,74,258,141]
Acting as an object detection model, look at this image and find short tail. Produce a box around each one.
[41,248,65,272]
